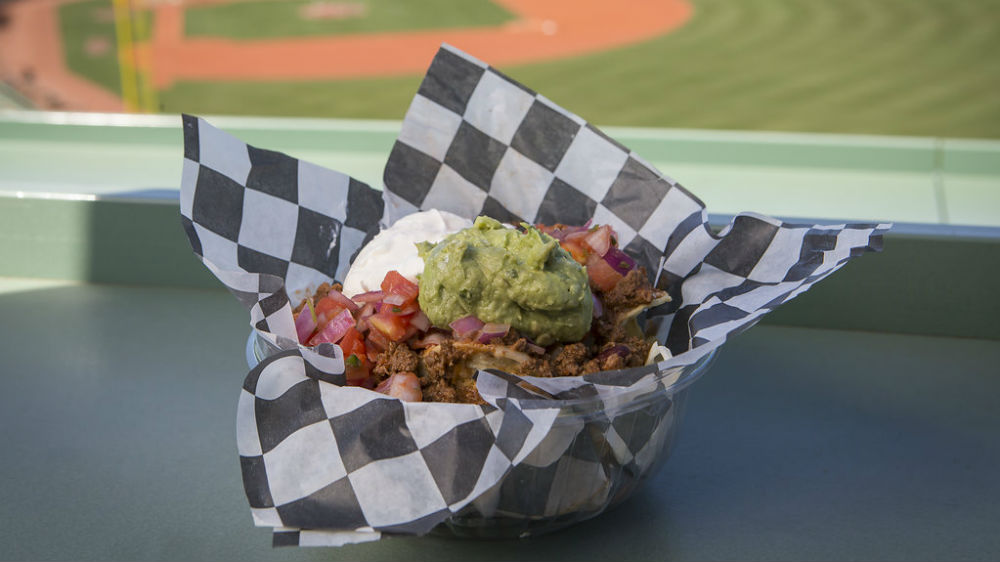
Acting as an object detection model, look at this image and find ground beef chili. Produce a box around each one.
[372,342,419,379]
[290,221,669,403]
[602,268,658,309]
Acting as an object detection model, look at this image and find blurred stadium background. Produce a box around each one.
[0,0,998,138]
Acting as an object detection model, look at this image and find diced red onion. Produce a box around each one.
[603,246,636,275]
[294,307,317,344]
[592,293,604,319]
[375,372,422,402]
[308,308,355,345]
[524,341,546,355]
[537,224,564,241]
[358,302,376,319]
[351,290,384,304]
[597,344,631,361]
[411,331,449,349]
[355,303,375,333]
[584,225,613,256]
[381,293,407,306]
[409,310,431,332]
[449,315,484,339]
[538,221,592,241]
[564,229,590,244]
[561,221,592,238]
[477,322,510,343]
[324,289,359,313]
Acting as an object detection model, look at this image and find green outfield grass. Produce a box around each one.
[58,0,154,97]
[59,0,121,95]
[505,0,1000,138]
[61,0,1000,139]
[184,0,513,39]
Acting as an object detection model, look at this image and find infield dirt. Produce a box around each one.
[0,0,691,111]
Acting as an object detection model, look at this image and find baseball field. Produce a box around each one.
[14,0,1000,138]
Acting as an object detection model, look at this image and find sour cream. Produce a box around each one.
[341,209,473,298]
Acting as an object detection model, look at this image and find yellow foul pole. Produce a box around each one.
[111,0,139,112]
[131,2,159,113]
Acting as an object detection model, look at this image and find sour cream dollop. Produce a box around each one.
[341,209,472,298]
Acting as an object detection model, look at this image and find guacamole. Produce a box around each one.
[417,217,593,345]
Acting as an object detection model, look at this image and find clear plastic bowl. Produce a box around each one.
[247,331,716,539]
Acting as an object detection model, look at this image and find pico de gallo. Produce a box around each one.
[292,220,670,403]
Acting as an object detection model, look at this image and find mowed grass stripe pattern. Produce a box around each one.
[507,0,1000,137]
[158,0,1000,138]
[183,0,514,40]
[59,0,122,96]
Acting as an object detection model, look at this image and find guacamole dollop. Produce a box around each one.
[417,216,593,345]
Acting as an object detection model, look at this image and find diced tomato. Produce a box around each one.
[314,296,345,326]
[381,270,419,302]
[322,288,360,313]
[340,326,365,357]
[380,302,420,316]
[365,328,390,353]
[586,252,624,292]
[368,311,410,342]
[345,359,370,386]
[339,327,371,386]
[535,225,555,239]
[400,324,420,343]
[343,353,368,385]
[561,239,589,264]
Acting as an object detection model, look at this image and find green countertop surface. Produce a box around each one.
[2,278,998,561]
[2,112,998,560]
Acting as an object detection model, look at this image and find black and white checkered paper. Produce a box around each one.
[180,44,890,546]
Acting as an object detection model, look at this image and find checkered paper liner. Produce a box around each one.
[179,45,890,546]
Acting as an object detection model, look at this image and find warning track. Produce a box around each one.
[0,0,124,111]
[148,0,692,87]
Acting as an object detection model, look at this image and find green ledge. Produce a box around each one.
[2,111,998,340]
